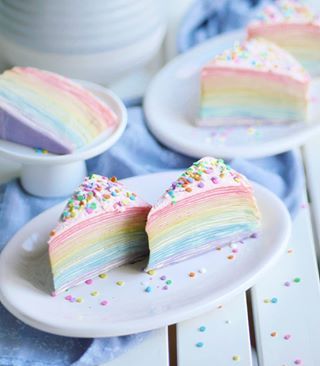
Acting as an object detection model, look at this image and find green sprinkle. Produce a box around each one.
[166,280,172,285]
[294,277,301,283]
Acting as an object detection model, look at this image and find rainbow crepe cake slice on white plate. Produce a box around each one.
[198,38,310,126]
[0,67,118,154]
[248,0,320,76]
[145,157,261,271]
[48,174,151,295]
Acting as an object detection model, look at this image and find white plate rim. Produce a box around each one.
[0,172,291,337]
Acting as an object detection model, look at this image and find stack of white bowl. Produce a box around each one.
[0,0,166,84]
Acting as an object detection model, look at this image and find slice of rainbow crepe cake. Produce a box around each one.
[198,38,310,126]
[48,174,151,295]
[248,0,320,76]
[146,157,260,271]
[0,67,118,154]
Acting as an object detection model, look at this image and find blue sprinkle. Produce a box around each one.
[199,326,206,332]
[196,342,204,348]
[111,192,117,197]
[271,297,278,304]
[145,286,152,293]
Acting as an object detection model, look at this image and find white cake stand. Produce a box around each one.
[0,81,127,197]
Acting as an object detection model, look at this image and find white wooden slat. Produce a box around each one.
[251,192,320,366]
[176,293,252,366]
[303,136,320,251]
[102,328,169,366]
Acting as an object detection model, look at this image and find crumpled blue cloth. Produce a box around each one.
[0,0,303,365]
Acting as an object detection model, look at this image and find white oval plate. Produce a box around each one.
[0,171,291,337]
[144,30,320,159]
[0,80,127,165]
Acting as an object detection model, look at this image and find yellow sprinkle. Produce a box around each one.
[76,297,83,303]
[99,273,108,279]
[90,291,99,297]
[147,269,156,276]
[116,281,125,286]
[264,298,270,303]
[232,355,240,361]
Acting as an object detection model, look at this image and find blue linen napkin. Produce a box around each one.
[0,0,304,365]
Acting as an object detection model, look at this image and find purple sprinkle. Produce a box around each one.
[250,233,258,239]
[197,182,205,188]
[284,281,291,287]
[211,177,219,184]
[160,275,166,281]
[70,297,76,303]
[100,300,108,306]
[162,285,168,290]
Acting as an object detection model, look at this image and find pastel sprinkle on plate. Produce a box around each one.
[90,291,99,297]
[99,273,108,279]
[116,281,125,286]
[145,286,152,293]
[196,342,204,348]
[232,355,240,361]
[85,279,93,285]
[100,300,108,306]
[199,325,206,332]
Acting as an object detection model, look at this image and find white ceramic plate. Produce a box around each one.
[0,80,127,165]
[0,171,291,337]
[144,30,320,159]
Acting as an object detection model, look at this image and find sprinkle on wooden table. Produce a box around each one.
[196,342,204,348]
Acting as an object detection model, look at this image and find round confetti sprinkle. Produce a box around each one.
[264,299,270,303]
[287,248,293,254]
[188,272,196,277]
[271,297,278,304]
[232,355,240,361]
[199,326,206,332]
[196,342,204,348]
[160,275,166,281]
[85,279,93,285]
[227,255,234,260]
[147,269,156,276]
[90,291,99,297]
[65,295,72,301]
[283,334,291,340]
[293,277,301,283]
[294,359,302,365]
[70,297,76,303]
[116,281,125,286]
[100,300,108,306]
[145,286,152,293]
[270,331,277,337]
[284,281,291,287]
[198,267,207,274]
[99,273,108,279]
[162,285,168,290]
[76,297,83,303]
[217,305,223,309]
[166,279,172,285]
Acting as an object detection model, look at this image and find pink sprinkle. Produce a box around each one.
[86,208,93,214]
[65,295,72,301]
[284,334,291,340]
[85,279,93,285]
[100,300,108,306]
[232,249,238,253]
[294,360,302,365]
[211,177,219,184]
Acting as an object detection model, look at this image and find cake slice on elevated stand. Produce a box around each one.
[146,157,261,271]
[49,174,151,295]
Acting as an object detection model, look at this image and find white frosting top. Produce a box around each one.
[204,38,309,83]
[151,157,251,212]
[49,174,150,237]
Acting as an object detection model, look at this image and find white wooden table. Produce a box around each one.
[2,1,320,365]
